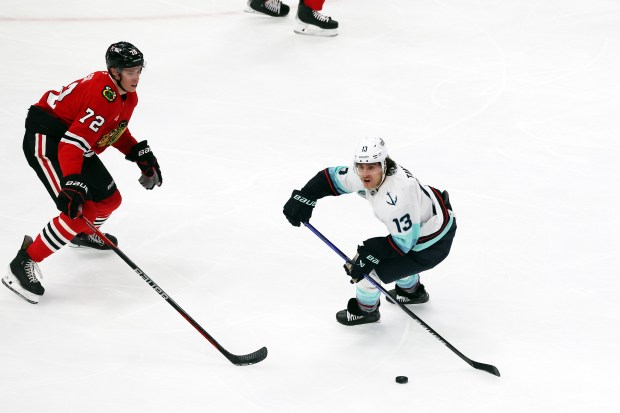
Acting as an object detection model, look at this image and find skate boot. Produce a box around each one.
[336,298,380,326]
[246,0,290,17]
[386,284,430,305]
[294,1,338,37]
[2,235,44,304]
[70,232,117,250]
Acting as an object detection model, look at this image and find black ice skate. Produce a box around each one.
[246,0,290,17]
[336,298,380,326]
[70,232,117,250]
[295,1,338,37]
[2,235,44,304]
[386,284,430,305]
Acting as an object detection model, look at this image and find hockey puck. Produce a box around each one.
[395,376,408,384]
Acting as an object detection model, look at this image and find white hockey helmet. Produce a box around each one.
[354,137,388,164]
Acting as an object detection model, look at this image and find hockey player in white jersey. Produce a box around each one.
[283,137,456,325]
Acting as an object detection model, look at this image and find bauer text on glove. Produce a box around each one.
[125,140,162,190]
[57,174,88,219]
[283,189,317,227]
[344,246,380,283]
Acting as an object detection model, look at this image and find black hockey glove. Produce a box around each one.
[343,246,381,283]
[283,190,317,227]
[126,140,162,190]
[57,174,88,219]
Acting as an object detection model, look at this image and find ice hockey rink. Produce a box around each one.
[1,0,618,412]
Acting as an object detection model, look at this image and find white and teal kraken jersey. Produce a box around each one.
[326,164,455,253]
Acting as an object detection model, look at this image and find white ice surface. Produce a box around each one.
[1,1,619,412]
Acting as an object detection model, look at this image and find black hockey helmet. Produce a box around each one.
[105,41,144,70]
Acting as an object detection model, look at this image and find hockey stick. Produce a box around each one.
[304,222,500,377]
[83,218,267,366]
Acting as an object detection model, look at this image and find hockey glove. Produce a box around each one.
[283,190,317,227]
[57,174,88,219]
[344,246,381,283]
[126,140,162,190]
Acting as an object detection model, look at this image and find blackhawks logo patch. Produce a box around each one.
[102,86,117,102]
[96,120,128,147]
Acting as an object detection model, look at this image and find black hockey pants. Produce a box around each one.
[374,219,457,284]
[22,105,117,207]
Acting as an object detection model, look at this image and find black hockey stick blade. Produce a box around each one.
[224,346,269,366]
[82,218,269,366]
[304,222,500,377]
[471,361,501,377]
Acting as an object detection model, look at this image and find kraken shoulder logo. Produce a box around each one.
[386,192,398,206]
[102,86,117,102]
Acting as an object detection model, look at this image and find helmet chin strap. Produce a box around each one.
[372,161,387,195]
[111,68,128,93]
[378,160,387,187]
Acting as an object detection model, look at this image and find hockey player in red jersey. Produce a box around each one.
[246,0,338,37]
[2,41,163,304]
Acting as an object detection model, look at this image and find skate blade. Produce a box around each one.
[386,293,429,305]
[245,7,288,17]
[2,275,40,304]
[294,20,338,37]
[68,242,111,250]
[68,243,86,249]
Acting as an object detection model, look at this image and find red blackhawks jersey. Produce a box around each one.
[34,71,139,176]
